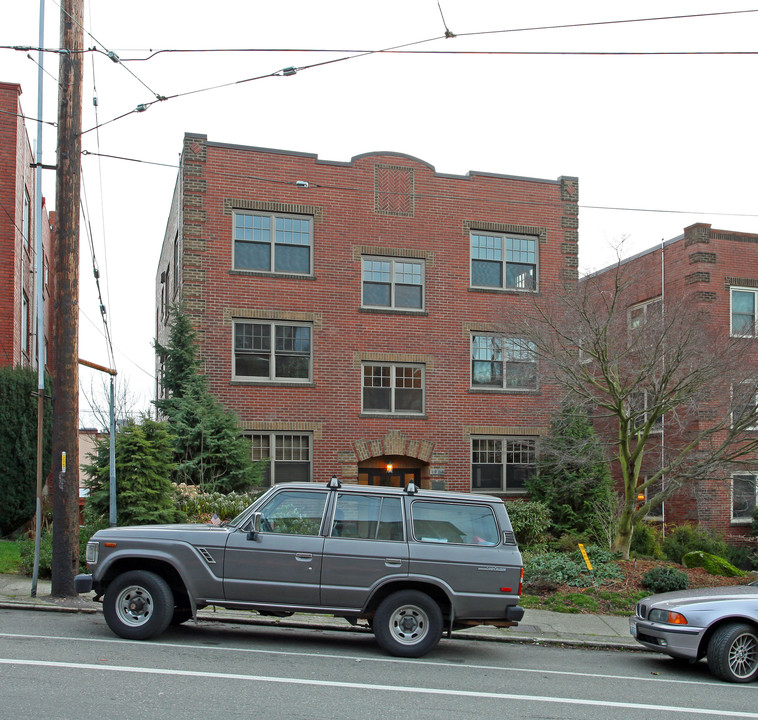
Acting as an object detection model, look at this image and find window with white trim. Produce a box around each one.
[22,187,30,251]
[234,321,312,382]
[362,257,424,310]
[233,211,312,274]
[471,437,536,494]
[641,476,664,520]
[250,433,312,486]
[732,381,758,430]
[362,363,424,414]
[471,335,537,390]
[21,292,29,358]
[732,473,757,522]
[629,390,662,433]
[731,288,758,337]
[628,297,661,329]
[470,232,537,290]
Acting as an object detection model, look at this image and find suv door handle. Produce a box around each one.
[295,553,313,561]
[385,558,402,567]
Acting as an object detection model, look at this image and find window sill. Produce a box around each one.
[468,286,539,296]
[229,269,316,281]
[468,388,541,395]
[359,307,428,317]
[470,489,528,495]
[230,380,316,388]
[730,518,753,525]
[359,413,428,420]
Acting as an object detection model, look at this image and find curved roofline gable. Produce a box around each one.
[350,151,436,172]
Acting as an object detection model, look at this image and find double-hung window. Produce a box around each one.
[470,232,537,290]
[234,321,311,382]
[471,437,536,494]
[471,335,537,390]
[234,212,312,274]
[22,187,30,252]
[363,363,424,414]
[629,390,662,433]
[628,298,661,329]
[732,381,758,430]
[732,473,757,523]
[731,288,758,336]
[362,257,424,310]
[250,433,312,486]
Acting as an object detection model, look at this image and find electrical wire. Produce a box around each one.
[0,108,56,126]
[80,148,758,220]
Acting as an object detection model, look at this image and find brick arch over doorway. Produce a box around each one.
[337,430,447,489]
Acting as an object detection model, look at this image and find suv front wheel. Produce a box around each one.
[373,590,443,658]
[103,570,174,641]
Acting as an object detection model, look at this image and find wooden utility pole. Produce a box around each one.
[51,0,83,596]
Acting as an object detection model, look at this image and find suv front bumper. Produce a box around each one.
[74,573,93,594]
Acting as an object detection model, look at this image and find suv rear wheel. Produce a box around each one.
[103,570,174,640]
[373,590,443,658]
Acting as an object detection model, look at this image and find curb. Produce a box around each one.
[0,599,640,651]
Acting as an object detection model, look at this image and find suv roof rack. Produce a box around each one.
[327,475,342,489]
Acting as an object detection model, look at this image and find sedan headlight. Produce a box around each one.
[648,608,688,625]
[85,541,99,564]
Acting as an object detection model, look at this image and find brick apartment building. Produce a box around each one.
[156,133,579,496]
[0,81,55,370]
[591,223,758,539]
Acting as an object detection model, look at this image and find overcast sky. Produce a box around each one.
[4,0,758,425]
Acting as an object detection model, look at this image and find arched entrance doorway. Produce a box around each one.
[357,455,424,488]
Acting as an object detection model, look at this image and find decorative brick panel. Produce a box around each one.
[465,220,547,244]
[223,198,323,223]
[684,223,711,247]
[375,164,414,216]
[689,252,716,264]
[685,271,710,285]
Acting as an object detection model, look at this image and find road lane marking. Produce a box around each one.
[1,631,755,691]
[1,657,756,717]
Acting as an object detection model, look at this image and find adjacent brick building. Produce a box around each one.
[0,81,55,370]
[592,223,758,539]
[156,133,579,496]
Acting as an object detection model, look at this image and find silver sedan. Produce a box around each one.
[630,579,758,682]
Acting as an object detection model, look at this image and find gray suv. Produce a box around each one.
[76,478,524,657]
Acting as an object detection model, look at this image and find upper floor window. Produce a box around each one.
[362,257,424,310]
[21,292,29,357]
[471,335,537,390]
[362,363,424,414]
[629,390,662,433]
[732,473,757,523]
[233,212,312,275]
[732,381,758,431]
[234,320,312,382]
[731,288,757,337]
[250,432,312,486]
[628,298,661,329]
[471,436,536,494]
[22,188,30,251]
[470,232,537,290]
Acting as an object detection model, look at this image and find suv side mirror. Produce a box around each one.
[247,512,262,540]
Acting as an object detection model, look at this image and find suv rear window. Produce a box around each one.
[411,500,499,545]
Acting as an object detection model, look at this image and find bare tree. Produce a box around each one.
[504,259,758,558]
[80,376,143,432]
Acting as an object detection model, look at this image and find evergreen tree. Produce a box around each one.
[155,306,264,492]
[0,367,52,536]
[83,418,182,525]
[528,401,614,540]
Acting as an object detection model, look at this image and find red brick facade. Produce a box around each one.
[156,133,578,496]
[592,223,758,539]
[0,82,55,370]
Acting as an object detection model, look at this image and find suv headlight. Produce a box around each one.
[85,541,99,564]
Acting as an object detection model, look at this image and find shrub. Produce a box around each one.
[753,506,758,538]
[641,566,689,593]
[682,551,747,577]
[661,525,727,564]
[176,487,261,523]
[524,547,623,590]
[19,518,107,578]
[504,499,551,549]
[724,543,758,571]
[630,522,663,559]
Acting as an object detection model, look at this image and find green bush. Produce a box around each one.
[524,547,623,590]
[682,551,747,577]
[641,566,689,593]
[724,543,758,571]
[661,525,727,564]
[753,506,758,537]
[18,518,107,578]
[630,522,663,559]
[504,499,551,548]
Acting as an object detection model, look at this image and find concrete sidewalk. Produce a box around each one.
[0,573,639,650]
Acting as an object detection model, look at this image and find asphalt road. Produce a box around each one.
[1,608,757,719]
